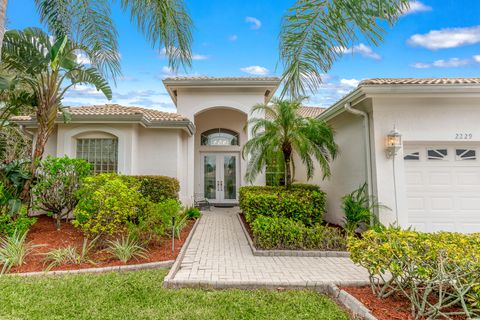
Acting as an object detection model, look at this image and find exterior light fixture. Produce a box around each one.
[385,127,402,158]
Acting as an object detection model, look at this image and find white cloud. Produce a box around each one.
[411,62,431,69]
[64,85,176,111]
[245,16,261,30]
[408,26,480,50]
[411,57,470,68]
[192,54,208,60]
[75,51,91,65]
[159,47,208,60]
[337,43,382,60]
[240,65,269,75]
[340,79,360,88]
[432,58,469,68]
[304,75,363,108]
[228,34,238,41]
[473,55,480,63]
[401,1,432,15]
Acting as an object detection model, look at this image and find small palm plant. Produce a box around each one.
[106,235,148,263]
[0,230,39,274]
[242,98,338,187]
[1,27,112,198]
[341,183,386,234]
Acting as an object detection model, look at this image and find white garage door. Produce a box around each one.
[404,144,480,233]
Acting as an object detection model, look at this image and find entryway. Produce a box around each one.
[201,153,240,204]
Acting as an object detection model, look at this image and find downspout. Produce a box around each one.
[344,102,375,226]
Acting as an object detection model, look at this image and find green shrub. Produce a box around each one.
[32,156,92,229]
[239,185,326,226]
[0,209,37,237]
[341,183,385,234]
[131,198,181,242]
[349,229,480,318]
[133,176,180,202]
[185,207,201,219]
[72,174,143,238]
[251,216,347,251]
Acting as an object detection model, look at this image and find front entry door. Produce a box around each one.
[202,153,239,204]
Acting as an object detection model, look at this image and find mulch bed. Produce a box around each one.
[342,286,467,320]
[10,216,195,273]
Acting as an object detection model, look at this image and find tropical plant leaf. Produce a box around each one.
[120,0,193,71]
[279,0,410,98]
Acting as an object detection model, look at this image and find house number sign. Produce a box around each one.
[455,133,473,139]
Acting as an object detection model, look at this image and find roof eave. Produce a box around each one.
[162,78,282,106]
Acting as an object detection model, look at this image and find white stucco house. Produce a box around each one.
[13,77,480,233]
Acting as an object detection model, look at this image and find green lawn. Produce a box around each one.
[0,269,349,320]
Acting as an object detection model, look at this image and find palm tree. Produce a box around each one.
[0,0,6,58]
[0,0,193,74]
[279,0,410,97]
[1,27,112,198]
[242,98,338,187]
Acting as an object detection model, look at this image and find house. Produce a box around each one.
[14,77,480,233]
[299,78,480,233]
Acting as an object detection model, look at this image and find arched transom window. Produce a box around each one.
[201,128,239,146]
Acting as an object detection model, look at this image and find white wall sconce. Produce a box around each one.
[385,127,402,158]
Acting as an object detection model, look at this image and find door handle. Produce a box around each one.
[220,181,223,191]
[217,181,220,191]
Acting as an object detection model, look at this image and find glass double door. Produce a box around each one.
[202,153,239,203]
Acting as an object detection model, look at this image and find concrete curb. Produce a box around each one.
[325,284,377,320]
[237,213,350,258]
[163,215,201,288]
[8,260,174,277]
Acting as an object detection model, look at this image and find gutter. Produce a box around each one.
[344,102,375,226]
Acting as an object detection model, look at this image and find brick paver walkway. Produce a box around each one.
[167,207,369,288]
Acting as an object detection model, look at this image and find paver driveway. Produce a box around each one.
[165,207,369,288]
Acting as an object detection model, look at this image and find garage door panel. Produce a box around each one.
[459,197,480,210]
[404,144,480,233]
[407,197,425,210]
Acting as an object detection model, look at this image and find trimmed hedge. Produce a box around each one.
[251,216,347,251]
[239,185,326,226]
[133,176,180,202]
[349,229,480,318]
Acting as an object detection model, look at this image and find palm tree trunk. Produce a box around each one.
[284,154,292,188]
[0,0,8,59]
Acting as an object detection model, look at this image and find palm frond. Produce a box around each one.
[35,0,121,80]
[65,67,112,99]
[279,0,409,98]
[120,0,193,71]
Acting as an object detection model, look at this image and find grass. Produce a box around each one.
[0,269,349,320]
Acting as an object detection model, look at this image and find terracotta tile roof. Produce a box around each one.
[297,106,326,118]
[163,76,280,81]
[360,78,480,86]
[11,104,189,122]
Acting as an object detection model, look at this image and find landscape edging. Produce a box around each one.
[8,260,174,277]
[325,284,377,320]
[237,213,350,257]
[162,215,201,288]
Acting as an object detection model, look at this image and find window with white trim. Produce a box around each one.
[404,151,420,160]
[456,149,476,161]
[201,128,239,146]
[427,148,448,161]
[76,138,118,173]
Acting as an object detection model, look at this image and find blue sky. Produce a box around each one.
[6,0,480,111]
